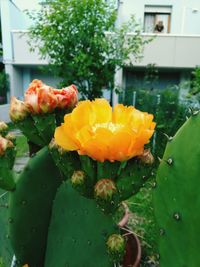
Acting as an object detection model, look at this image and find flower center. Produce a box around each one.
[92,122,123,133]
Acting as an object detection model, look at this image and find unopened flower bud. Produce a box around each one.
[0,135,14,156]
[71,170,85,186]
[5,133,16,142]
[53,84,78,109]
[138,149,154,165]
[9,97,29,122]
[0,121,8,133]
[94,179,117,200]
[24,80,58,114]
[106,234,125,261]
[49,138,59,150]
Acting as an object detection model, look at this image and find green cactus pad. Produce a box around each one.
[32,113,56,144]
[45,182,120,267]
[0,189,13,267]
[49,144,80,180]
[9,147,62,267]
[116,158,153,201]
[97,161,121,180]
[16,117,44,147]
[0,169,16,191]
[80,156,97,183]
[154,112,200,267]
[0,147,16,170]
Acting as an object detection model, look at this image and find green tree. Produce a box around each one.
[0,71,9,104]
[190,67,200,97]
[28,0,148,100]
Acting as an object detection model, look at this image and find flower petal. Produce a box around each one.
[70,100,95,130]
[54,125,78,151]
[91,99,112,124]
[113,104,135,124]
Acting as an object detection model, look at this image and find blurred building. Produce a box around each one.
[113,0,200,104]
[1,0,200,118]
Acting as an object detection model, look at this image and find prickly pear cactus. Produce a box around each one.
[9,147,62,267]
[154,111,200,267]
[45,182,119,267]
[0,80,156,267]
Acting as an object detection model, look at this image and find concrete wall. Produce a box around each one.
[5,64,23,100]
[0,104,10,122]
[133,34,200,68]
[0,0,32,63]
[12,31,48,65]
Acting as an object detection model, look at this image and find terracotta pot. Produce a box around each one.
[122,227,141,267]
[118,203,141,267]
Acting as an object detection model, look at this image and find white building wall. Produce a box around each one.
[0,104,10,122]
[117,0,200,34]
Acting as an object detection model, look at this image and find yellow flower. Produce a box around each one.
[54,99,156,162]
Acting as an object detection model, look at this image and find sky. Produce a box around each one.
[13,0,41,10]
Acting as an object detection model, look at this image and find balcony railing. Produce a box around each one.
[11,30,48,65]
[9,30,200,68]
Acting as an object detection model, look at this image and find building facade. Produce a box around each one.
[1,0,200,120]
[114,0,200,104]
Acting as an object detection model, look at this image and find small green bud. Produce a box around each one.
[49,138,59,150]
[94,179,117,200]
[106,234,125,262]
[138,148,154,165]
[71,170,85,186]
[49,138,67,154]
[0,121,8,133]
[5,133,16,142]
[9,97,29,122]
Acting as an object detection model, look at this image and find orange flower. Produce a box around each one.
[54,99,156,162]
[53,84,78,109]
[24,80,58,113]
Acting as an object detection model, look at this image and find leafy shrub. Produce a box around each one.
[120,86,187,159]
[0,71,9,105]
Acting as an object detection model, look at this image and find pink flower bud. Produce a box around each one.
[24,80,58,114]
[53,84,78,109]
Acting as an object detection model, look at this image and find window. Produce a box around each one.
[144,6,172,33]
